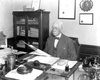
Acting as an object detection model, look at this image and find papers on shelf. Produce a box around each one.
[5,68,43,80]
[52,59,77,71]
[29,49,51,57]
[28,56,60,65]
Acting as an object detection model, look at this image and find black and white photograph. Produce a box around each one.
[0,0,100,80]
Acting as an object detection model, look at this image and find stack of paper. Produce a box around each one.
[29,28,39,37]
[5,68,43,80]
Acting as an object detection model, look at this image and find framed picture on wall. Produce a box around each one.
[79,13,93,25]
[58,0,76,19]
[31,0,41,11]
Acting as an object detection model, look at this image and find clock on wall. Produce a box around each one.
[80,0,93,12]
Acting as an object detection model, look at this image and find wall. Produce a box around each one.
[0,0,100,46]
[40,0,100,46]
[0,0,13,38]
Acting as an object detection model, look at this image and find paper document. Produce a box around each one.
[28,56,60,65]
[29,49,51,57]
[5,68,43,80]
[52,59,77,71]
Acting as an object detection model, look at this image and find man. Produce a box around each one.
[28,21,77,80]
[44,20,77,61]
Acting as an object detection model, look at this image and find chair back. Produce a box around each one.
[70,37,81,61]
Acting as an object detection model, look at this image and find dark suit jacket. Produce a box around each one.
[44,34,77,60]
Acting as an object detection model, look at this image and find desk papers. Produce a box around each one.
[0,48,17,56]
[52,60,77,71]
[28,56,59,65]
[29,49,51,57]
[5,68,43,80]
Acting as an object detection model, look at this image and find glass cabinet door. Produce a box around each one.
[15,16,26,36]
[15,16,26,49]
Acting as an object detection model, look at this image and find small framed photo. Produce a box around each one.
[58,0,76,19]
[31,0,41,11]
[79,13,93,25]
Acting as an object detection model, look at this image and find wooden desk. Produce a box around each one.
[2,54,82,80]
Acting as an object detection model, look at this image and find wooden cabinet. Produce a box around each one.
[13,11,50,52]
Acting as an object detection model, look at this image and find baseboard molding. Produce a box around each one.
[79,44,100,61]
[80,44,100,55]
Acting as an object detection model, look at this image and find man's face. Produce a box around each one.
[52,24,61,37]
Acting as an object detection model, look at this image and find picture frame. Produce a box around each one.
[79,13,93,25]
[58,0,76,19]
[31,0,41,11]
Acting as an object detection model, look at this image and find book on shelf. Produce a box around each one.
[32,42,39,45]
[19,26,25,36]
[28,28,39,37]
[17,26,39,37]
[17,26,20,35]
